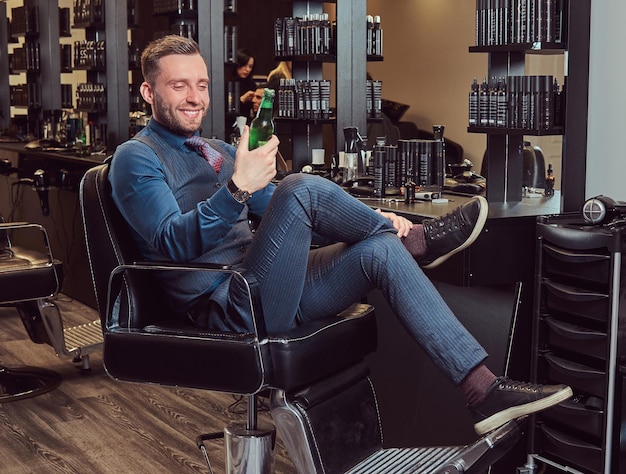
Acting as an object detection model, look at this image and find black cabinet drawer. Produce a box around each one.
[543,243,611,286]
[544,353,606,398]
[539,424,603,474]
[540,396,605,438]
[543,280,609,323]
[545,317,607,360]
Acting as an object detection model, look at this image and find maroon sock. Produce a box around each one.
[401,224,427,258]
[459,364,498,406]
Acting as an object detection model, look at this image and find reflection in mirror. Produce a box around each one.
[237,0,566,192]
[365,0,565,192]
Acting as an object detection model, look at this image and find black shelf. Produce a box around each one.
[469,42,567,54]
[152,9,197,21]
[71,22,105,30]
[73,66,106,72]
[275,54,384,63]
[275,54,337,63]
[10,68,39,74]
[275,116,335,125]
[468,126,563,136]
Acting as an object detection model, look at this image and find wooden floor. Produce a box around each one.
[0,295,296,474]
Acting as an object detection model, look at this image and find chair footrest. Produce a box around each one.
[346,446,466,473]
[63,319,103,353]
[346,419,524,473]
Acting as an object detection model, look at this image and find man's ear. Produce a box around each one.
[140,82,154,105]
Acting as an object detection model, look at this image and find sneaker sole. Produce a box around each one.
[422,195,488,269]
[473,385,573,435]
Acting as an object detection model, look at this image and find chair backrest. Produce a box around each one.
[79,163,159,329]
[79,162,268,393]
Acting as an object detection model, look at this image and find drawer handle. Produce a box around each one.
[544,280,608,302]
[545,353,603,376]
[541,424,601,450]
[543,243,610,264]
[545,317,606,341]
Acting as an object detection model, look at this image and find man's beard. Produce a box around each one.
[152,94,207,136]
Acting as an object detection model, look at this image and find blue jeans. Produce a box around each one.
[235,173,487,385]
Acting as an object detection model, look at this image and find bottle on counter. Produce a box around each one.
[544,163,555,196]
[468,77,479,127]
[343,126,362,183]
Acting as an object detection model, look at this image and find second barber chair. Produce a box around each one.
[0,217,102,402]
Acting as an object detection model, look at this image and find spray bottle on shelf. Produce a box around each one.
[544,163,555,196]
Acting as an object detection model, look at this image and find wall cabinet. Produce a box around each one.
[530,215,626,473]
[469,0,590,212]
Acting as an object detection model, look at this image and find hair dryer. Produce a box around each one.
[33,169,50,216]
[581,195,626,225]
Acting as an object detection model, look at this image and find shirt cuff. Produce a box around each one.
[204,183,245,218]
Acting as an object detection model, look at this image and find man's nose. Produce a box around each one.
[187,87,204,103]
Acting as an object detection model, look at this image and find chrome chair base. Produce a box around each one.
[0,364,62,403]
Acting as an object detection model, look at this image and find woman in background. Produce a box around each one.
[230,48,257,118]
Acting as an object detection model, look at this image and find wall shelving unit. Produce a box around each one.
[469,0,590,212]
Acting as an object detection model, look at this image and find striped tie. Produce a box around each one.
[185,136,223,174]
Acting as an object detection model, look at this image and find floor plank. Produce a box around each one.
[0,295,296,473]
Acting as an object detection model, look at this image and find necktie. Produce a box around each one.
[185,136,223,174]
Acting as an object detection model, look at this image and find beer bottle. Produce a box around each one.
[249,88,275,150]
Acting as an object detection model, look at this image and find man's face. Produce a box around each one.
[251,88,265,114]
[140,53,210,137]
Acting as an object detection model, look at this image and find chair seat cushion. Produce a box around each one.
[103,303,376,395]
[104,322,266,394]
[0,246,62,302]
[268,303,376,391]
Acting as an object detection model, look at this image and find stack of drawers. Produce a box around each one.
[530,215,626,473]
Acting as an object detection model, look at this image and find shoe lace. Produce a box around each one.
[422,207,462,236]
[497,378,539,393]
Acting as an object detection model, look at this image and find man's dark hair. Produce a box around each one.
[141,35,204,85]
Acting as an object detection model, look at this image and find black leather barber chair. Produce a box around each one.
[0,219,102,402]
[79,162,524,473]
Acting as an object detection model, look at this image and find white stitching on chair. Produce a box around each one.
[81,166,134,319]
[367,376,384,447]
[294,399,327,474]
[267,303,373,344]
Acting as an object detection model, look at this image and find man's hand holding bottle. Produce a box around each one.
[231,125,278,194]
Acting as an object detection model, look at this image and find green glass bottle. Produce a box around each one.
[249,88,275,150]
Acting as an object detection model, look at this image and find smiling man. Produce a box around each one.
[108,35,571,437]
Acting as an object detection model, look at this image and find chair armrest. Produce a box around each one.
[0,221,34,228]
[106,262,268,341]
[134,260,232,270]
[0,222,53,258]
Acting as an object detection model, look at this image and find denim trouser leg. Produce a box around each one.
[239,173,487,384]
